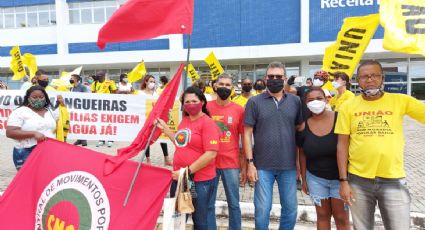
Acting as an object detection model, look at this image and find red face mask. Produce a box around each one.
[183,103,202,116]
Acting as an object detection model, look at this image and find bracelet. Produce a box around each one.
[246,158,254,164]
[339,178,348,182]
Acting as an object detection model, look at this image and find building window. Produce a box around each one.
[68,0,119,25]
[0,4,56,29]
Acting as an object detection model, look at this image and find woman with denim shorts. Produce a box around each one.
[6,85,59,170]
[297,87,350,230]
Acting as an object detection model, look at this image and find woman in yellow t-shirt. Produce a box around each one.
[329,72,355,111]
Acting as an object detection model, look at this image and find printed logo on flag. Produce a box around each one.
[175,129,191,147]
[35,171,110,230]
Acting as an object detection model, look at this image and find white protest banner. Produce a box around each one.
[0,90,181,141]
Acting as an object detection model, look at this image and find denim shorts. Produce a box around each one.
[13,146,36,170]
[306,170,342,206]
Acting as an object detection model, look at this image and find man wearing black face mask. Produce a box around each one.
[35,70,56,91]
[244,61,303,230]
[70,74,89,93]
[253,79,266,95]
[232,78,253,107]
[206,73,245,230]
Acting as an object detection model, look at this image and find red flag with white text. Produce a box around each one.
[0,139,171,229]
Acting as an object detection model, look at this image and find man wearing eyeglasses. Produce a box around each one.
[335,60,425,230]
[207,73,245,230]
[244,61,303,230]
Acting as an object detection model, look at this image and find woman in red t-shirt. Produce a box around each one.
[157,86,220,229]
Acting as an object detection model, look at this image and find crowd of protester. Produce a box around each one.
[3,60,425,230]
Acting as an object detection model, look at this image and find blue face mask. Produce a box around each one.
[87,79,94,84]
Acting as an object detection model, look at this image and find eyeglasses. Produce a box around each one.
[266,75,284,80]
[357,73,383,81]
[242,83,252,86]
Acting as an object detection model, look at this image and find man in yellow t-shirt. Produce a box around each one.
[232,78,254,107]
[335,60,425,230]
[91,71,117,147]
[91,71,117,94]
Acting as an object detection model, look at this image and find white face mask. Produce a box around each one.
[332,81,342,90]
[123,78,128,83]
[307,100,327,114]
[313,79,324,87]
[147,82,155,90]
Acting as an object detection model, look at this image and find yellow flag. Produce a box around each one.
[204,51,224,81]
[322,14,380,79]
[21,53,38,79]
[380,0,425,56]
[128,60,147,83]
[187,63,200,83]
[9,46,26,80]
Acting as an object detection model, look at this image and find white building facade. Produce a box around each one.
[0,0,424,99]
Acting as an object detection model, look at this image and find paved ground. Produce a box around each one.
[1,117,424,229]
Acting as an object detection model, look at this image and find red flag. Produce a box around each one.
[0,139,171,229]
[104,64,184,175]
[97,0,194,49]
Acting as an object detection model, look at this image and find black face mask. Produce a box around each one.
[38,80,49,88]
[69,79,75,84]
[216,87,232,100]
[242,85,252,93]
[254,84,266,91]
[266,79,284,93]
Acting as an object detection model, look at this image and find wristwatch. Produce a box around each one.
[339,177,348,182]
[246,158,254,164]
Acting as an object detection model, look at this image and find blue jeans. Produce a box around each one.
[254,169,297,230]
[170,178,216,230]
[348,173,411,230]
[13,146,36,170]
[192,178,216,230]
[208,169,241,230]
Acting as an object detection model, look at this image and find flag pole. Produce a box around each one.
[182,34,192,90]
[123,124,158,206]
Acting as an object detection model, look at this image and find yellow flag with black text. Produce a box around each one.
[128,60,147,83]
[204,51,224,81]
[187,63,200,83]
[9,46,26,80]
[380,0,425,56]
[322,14,380,79]
[21,53,38,79]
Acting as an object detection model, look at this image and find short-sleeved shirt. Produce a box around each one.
[173,114,220,182]
[297,113,339,180]
[7,106,59,148]
[335,93,425,179]
[207,101,244,169]
[329,90,355,112]
[71,84,89,93]
[244,92,303,170]
[232,95,249,107]
[91,80,117,94]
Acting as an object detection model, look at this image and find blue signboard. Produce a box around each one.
[310,0,384,42]
[185,0,300,48]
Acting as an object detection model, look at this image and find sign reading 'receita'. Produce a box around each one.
[35,171,110,230]
[310,0,383,42]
